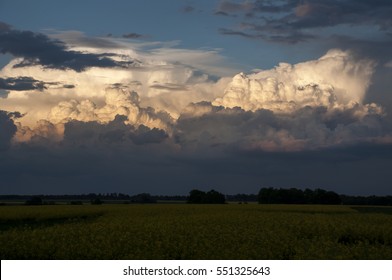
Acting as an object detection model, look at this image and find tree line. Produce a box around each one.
[1,188,392,206]
[257,187,341,204]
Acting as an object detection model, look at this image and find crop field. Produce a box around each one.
[1,204,392,259]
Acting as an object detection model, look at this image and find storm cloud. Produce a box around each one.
[216,0,392,44]
[3,48,390,151]
[0,110,17,150]
[0,23,123,72]
[0,76,48,91]
[0,22,391,195]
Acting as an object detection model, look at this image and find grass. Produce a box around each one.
[1,204,392,259]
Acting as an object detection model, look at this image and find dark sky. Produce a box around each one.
[0,0,391,195]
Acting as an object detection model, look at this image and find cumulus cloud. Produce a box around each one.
[171,49,390,152]
[48,87,172,129]
[214,49,376,112]
[0,25,390,154]
[0,45,391,194]
[12,87,173,143]
[0,28,236,126]
[0,56,229,126]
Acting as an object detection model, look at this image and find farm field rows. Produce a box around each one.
[1,204,392,259]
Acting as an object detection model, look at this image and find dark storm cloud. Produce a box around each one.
[174,102,389,152]
[0,110,17,150]
[1,137,391,195]
[1,104,392,195]
[129,125,168,145]
[63,115,167,146]
[63,116,129,145]
[170,102,392,195]
[183,141,392,195]
[328,35,392,63]
[0,115,176,195]
[0,76,47,91]
[216,0,392,43]
[0,24,122,72]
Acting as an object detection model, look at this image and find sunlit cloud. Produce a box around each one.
[0,26,390,154]
[214,49,376,112]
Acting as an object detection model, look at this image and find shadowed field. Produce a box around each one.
[1,204,392,259]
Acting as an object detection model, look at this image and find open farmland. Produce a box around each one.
[1,204,392,259]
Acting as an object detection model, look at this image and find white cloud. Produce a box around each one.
[213,49,376,113]
[48,87,170,129]
[1,39,390,151]
[0,34,236,126]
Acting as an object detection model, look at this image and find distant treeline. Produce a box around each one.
[0,193,186,202]
[1,189,392,206]
[339,195,392,206]
[258,188,392,206]
[258,187,341,205]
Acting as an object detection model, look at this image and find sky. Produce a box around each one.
[0,0,392,195]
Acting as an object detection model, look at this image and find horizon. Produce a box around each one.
[1,186,390,198]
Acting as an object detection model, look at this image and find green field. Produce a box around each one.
[1,204,392,259]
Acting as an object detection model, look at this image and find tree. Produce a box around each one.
[313,189,341,204]
[25,196,43,205]
[204,190,225,204]
[187,189,205,204]
[129,193,156,203]
[91,198,103,205]
[258,187,277,204]
[187,189,226,204]
[258,187,341,204]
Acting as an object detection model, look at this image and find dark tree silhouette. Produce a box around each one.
[187,189,226,204]
[258,187,341,205]
[91,198,103,205]
[25,196,43,205]
[129,193,156,203]
[204,190,226,204]
[188,189,206,204]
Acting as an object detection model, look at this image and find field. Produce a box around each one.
[1,204,392,259]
